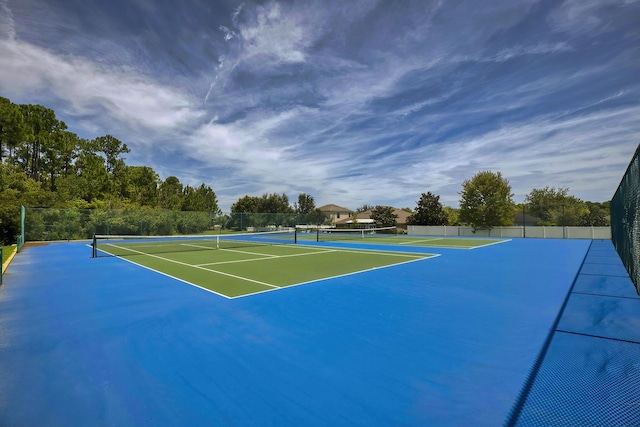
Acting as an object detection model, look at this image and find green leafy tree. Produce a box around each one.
[308,208,328,225]
[259,193,293,213]
[229,193,293,230]
[182,184,220,213]
[92,135,130,174]
[89,134,130,197]
[74,150,110,202]
[370,205,398,227]
[408,192,448,225]
[0,96,228,223]
[579,202,610,226]
[158,176,184,210]
[0,97,27,163]
[459,171,515,229]
[41,129,80,191]
[123,166,160,207]
[0,163,51,243]
[444,206,460,226]
[231,193,293,213]
[355,204,373,214]
[295,193,316,214]
[231,195,261,213]
[525,187,588,226]
[229,196,260,231]
[18,104,65,182]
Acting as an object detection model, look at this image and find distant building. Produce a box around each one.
[336,207,412,230]
[317,204,353,225]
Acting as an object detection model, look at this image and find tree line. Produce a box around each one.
[0,96,219,243]
[409,171,610,229]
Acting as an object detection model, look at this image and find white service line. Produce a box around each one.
[397,238,445,245]
[218,247,279,257]
[181,243,217,250]
[104,243,279,288]
[231,253,441,299]
[197,249,339,267]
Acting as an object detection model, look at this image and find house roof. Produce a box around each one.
[336,207,412,225]
[318,204,353,213]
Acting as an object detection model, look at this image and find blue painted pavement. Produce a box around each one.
[0,238,590,426]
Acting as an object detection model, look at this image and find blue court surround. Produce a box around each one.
[513,240,640,426]
[0,238,594,426]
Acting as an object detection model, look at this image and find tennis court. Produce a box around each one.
[92,231,437,298]
[4,231,640,426]
[301,227,508,249]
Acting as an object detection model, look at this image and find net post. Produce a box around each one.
[294,228,298,244]
[216,235,220,249]
[316,227,320,242]
[92,235,97,258]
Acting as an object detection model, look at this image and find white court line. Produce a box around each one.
[231,253,441,299]
[295,243,431,259]
[328,248,428,259]
[181,243,217,250]
[219,247,279,257]
[468,238,512,249]
[197,249,339,267]
[99,242,436,298]
[104,243,279,289]
[398,238,445,245]
[101,253,234,299]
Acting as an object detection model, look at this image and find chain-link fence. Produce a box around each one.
[23,208,325,242]
[611,143,640,293]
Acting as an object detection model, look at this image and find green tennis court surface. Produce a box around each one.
[95,239,436,298]
[300,231,507,249]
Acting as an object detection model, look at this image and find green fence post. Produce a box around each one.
[17,205,25,252]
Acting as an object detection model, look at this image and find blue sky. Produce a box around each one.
[1,0,639,211]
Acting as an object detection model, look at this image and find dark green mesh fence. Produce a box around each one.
[611,143,640,294]
[17,205,25,252]
[23,209,325,242]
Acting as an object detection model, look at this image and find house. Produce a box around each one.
[317,204,353,225]
[336,207,412,230]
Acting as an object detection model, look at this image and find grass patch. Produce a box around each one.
[2,246,15,264]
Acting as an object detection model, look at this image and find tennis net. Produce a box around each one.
[92,229,297,257]
[317,226,397,242]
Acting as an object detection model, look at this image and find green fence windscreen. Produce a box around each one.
[23,209,328,242]
[611,143,640,294]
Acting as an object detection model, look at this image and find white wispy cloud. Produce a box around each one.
[398,107,640,205]
[548,0,640,35]
[0,0,16,40]
[2,0,639,211]
[239,2,308,63]
[0,37,204,136]
[192,0,640,208]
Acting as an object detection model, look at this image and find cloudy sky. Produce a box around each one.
[1,0,639,210]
